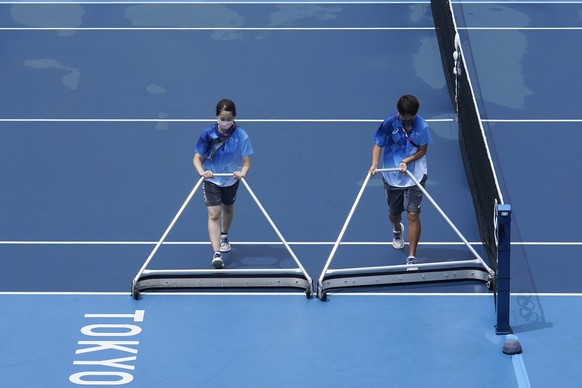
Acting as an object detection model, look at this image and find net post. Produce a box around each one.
[495,203,512,335]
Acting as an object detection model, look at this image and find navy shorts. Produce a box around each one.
[202,180,240,207]
[383,175,427,215]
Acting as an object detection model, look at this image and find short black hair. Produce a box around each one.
[396,95,420,116]
[216,99,237,117]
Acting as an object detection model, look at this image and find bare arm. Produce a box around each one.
[234,156,251,179]
[399,144,428,173]
[193,153,213,178]
[368,144,382,176]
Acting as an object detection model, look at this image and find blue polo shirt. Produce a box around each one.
[373,114,432,187]
[195,124,254,187]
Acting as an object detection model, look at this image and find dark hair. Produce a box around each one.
[215,99,237,117]
[396,95,420,116]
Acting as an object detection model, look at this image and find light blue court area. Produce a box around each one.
[0,293,521,388]
[2,293,582,387]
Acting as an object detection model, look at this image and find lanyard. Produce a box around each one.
[402,128,419,148]
[207,124,236,161]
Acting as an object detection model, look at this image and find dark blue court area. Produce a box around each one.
[1,1,581,387]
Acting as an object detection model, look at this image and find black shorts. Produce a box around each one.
[202,180,240,207]
[383,175,427,215]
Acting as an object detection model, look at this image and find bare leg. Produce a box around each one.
[389,213,402,231]
[207,206,221,252]
[221,204,234,234]
[407,211,421,257]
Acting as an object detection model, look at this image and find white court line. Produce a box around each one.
[0,2,435,4]
[0,292,491,296]
[457,1,582,4]
[0,240,579,245]
[331,292,582,296]
[0,27,434,30]
[513,293,582,296]
[0,118,454,123]
[0,292,130,296]
[4,118,582,124]
[0,240,487,245]
[0,291,305,296]
[483,119,582,123]
[5,27,582,31]
[461,27,582,30]
[4,1,582,4]
[2,291,581,296]
[505,334,532,388]
[511,242,582,245]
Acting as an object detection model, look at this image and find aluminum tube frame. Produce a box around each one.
[377,168,493,275]
[239,178,312,286]
[317,169,493,298]
[131,174,312,298]
[132,176,204,288]
[318,172,372,285]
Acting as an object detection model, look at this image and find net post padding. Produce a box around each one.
[430,0,501,270]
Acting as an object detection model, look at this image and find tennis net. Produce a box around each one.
[431,0,503,270]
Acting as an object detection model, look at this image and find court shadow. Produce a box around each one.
[508,236,553,334]
[511,321,554,334]
[223,244,298,269]
[414,247,482,263]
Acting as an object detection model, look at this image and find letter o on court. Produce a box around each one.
[81,324,142,337]
[69,371,133,385]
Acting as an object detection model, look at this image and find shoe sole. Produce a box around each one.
[219,246,231,253]
[211,258,224,269]
[406,258,418,271]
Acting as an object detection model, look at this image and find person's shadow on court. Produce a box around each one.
[223,244,298,269]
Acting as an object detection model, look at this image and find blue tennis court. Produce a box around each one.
[1,1,581,387]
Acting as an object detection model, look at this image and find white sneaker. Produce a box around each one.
[219,234,231,253]
[406,256,418,271]
[211,252,224,269]
[392,223,405,250]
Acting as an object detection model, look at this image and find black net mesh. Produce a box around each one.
[431,0,502,270]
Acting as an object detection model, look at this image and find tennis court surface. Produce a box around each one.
[1,1,581,387]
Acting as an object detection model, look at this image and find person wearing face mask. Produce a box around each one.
[193,99,254,269]
[368,94,433,266]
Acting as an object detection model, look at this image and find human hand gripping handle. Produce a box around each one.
[369,162,406,176]
[399,160,408,174]
[203,172,243,178]
[197,171,244,179]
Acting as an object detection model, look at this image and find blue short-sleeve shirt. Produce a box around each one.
[374,114,433,187]
[195,124,254,187]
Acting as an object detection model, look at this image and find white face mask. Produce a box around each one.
[217,120,234,131]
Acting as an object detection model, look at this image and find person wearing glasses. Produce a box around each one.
[193,99,254,269]
[368,94,433,266]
